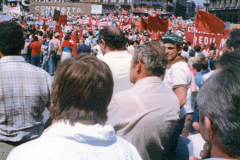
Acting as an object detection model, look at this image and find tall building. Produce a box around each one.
[132,0,187,19]
[186,0,195,19]
[204,0,240,23]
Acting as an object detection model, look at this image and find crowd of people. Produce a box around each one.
[0,15,239,160]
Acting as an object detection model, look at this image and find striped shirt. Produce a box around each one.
[0,56,52,142]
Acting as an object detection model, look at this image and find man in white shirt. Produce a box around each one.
[200,44,209,57]
[107,40,179,160]
[162,34,191,159]
[99,26,133,94]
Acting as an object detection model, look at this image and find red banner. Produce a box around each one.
[185,26,232,50]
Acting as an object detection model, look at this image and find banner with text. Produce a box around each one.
[30,2,92,15]
[0,15,12,22]
[185,26,231,50]
[3,5,20,14]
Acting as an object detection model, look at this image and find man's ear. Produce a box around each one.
[101,39,106,49]
[230,47,235,52]
[203,116,214,142]
[177,45,183,54]
[136,60,142,73]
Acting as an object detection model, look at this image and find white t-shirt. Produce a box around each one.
[164,61,191,90]
[164,60,191,116]
[102,50,133,94]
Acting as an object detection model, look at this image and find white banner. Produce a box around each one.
[91,5,102,14]
[3,5,20,14]
[0,15,12,22]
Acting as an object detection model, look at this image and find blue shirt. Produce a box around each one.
[195,73,203,88]
[202,69,210,76]
[44,41,49,52]
[77,44,91,54]
[62,46,71,53]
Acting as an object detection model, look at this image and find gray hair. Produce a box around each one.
[132,40,168,77]
[197,51,240,158]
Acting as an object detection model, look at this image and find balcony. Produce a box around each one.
[134,1,164,5]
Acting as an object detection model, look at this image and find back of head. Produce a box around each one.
[38,31,43,36]
[99,26,125,50]
[50,55,114,125]
[64,34,71,40]
[33,36,38,41]
[200,60,208,71]
[183,44,188,52]
[199,54,206,61]
[197,51,240,158]
[132,40,168,77]
[127,40,134,46]
[47,34,53,40]
[226,29,240,51]
[193,63,201,72]
[189,49,196,57]
[194,45,201,52]
[210,59,217,70]
[0,21,24,56]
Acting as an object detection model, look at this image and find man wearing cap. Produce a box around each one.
[161,34,191,159]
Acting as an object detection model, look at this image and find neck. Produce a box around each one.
[105,48,122,55]
[169,55,183,64]
[210,139,237,159]
[0,52,21,58]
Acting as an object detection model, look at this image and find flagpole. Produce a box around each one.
[193,25,196,48]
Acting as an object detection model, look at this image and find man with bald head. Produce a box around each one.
[99,26,133,94]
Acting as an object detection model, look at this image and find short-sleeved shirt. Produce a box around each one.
[164,58,191,90]
[30,41,42,56]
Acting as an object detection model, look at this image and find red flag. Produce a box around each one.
[141,7,146,13]
[42,20,47,31]
[55,21,62,33]
[148,14,169,32]
[89,15,92,30]
[79,29,83,40]
[150,31,155,39]
[172,14,176,21]
[157,11,162,15]
[178,22,183,28]
[95,15,99,20]
[169,21,175,28]
[59,15,67,26]
[195,8,225,34]
[84,25,86,30]
[140,16,148,31]
[32,23,35,31]
[72,31,78,57]
[122,9,127,15]
[156,31,163,39]
[152,13,156,17]
[109,11,114,17]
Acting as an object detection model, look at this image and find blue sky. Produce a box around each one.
[193,0,204,7]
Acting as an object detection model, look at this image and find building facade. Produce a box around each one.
[186,0,195,19]
[204,0,240,23]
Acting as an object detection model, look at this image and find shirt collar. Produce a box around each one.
[167,57,186,69]
[0,56,26,63]
[134,76,162,88]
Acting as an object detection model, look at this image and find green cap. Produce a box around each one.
[162,34,183,45]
